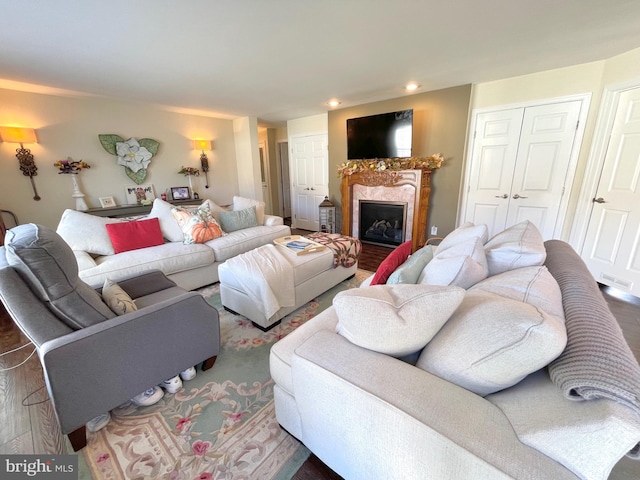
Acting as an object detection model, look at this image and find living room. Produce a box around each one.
[2,2,640,479]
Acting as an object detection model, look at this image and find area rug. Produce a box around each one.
[77,270,370,480]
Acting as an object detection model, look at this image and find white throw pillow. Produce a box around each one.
[484,220,546,276]
[418,237,488,289]
[56,209,119,255]
[102,278,137,315]
[470,265,565,321]
[437,222,488,253]
[233,196,265,225]
[148,198,186,242]
[417,289,567,396]
[201,199,227,224]
[334,284,465,357]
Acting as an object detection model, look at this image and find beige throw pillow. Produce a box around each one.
[418,237,488,289]
[56,209,120,255]
[233,196,265,225]
[335,284,465,357]
[102,278,137,315]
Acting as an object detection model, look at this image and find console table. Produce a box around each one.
[86,199,200,218]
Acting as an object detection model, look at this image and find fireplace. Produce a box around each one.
[359,200,407,247]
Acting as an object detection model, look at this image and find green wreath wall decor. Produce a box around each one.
[98,134,160,184]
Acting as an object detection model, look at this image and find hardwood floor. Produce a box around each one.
[1,238,639,479]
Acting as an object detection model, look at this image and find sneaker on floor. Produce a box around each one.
[86,412,111,432]
[180,366,196,381]
[162,375,183,394]
[131,386,164,406]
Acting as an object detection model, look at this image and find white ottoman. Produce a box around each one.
[219,245,357,330]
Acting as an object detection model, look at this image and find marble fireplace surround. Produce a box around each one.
[341,169,432,252]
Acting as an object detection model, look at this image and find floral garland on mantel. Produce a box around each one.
[337,153,444,177]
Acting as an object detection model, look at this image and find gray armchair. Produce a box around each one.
[0,223,220,451]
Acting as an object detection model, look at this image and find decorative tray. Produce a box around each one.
[274,235,327,256]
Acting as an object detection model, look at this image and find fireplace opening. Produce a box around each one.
[359,200,407,247]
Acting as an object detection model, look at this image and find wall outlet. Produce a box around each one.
[431,225,438,236]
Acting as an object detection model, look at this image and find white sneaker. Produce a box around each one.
[162,375,183,394]
[180,366,196,381]
[131,386,164,406]
[86,412,110,432]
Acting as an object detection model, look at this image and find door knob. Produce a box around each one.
[592,197,606,204]
[512,194,528,199]
[310,187,315,191]
[495,194,508,199]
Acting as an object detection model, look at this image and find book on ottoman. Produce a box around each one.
[274,235,326,256]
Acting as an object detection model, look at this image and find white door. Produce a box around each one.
[464,109,524,235]
[290,134,328,231]
[581,87,640,296]
[506,101,582,238]
[464,100,582,239]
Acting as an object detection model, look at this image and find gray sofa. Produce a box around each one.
[271,227,640,479]
[0,224,221,451]
[56,197,291,290]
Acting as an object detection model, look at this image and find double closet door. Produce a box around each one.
[463,100,583,239]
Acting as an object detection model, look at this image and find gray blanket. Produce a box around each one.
[545,240,640,415]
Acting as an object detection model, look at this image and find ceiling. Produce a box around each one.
[2,0,640,125]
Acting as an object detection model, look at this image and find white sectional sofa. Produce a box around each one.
[270,221,640,480]
[56,197,291,290]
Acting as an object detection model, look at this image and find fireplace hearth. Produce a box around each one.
[359,200,407,247]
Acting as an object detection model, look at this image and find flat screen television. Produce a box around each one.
[347,109,413,160]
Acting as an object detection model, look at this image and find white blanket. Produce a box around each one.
[224,244,295,319]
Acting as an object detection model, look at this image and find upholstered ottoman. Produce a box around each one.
[219,234,360,330]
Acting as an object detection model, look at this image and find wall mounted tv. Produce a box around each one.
[347,109,413,160]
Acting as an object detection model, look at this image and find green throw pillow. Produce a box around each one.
[387,245,435,284]
[219,206,258,232]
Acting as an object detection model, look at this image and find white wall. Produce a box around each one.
[233,116,262,201]
[0,88,239,230]
[287,113,328,138]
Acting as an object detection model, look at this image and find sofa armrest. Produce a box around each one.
[290,330,577,480]
[73,250,96,270]
[106,269,178,299]
[39,292,220,434]
[264,214,283,226]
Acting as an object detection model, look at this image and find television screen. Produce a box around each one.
[347,109,413,160]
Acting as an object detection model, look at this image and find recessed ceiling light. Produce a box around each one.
[327,99,341,107]
[405,83,420,91]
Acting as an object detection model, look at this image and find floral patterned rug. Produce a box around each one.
[78,270,369,480]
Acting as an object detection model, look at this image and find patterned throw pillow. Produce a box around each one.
[171,202,226,244]
[102,278,137,315]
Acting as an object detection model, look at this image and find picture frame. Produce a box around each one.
[124,184,156,205]
[171,186,191,200]
[99,196,116,208]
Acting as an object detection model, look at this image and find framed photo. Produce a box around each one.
[99,196,116,208]
[171,186,191,200]
[124,184,156,205]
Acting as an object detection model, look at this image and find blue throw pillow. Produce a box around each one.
[387,245,435,284]
[219,206,258,232]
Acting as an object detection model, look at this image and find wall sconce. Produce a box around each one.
[193,139,212,189]
[0,126,41,201]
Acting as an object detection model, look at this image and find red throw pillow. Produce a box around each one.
[105,218,164,254]
[370,241,413,285]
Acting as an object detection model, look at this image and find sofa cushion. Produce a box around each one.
[147,198,185,242]
[436,222,488,253]
[205,224,291,263]
[417,289,566,396]
[5,224,115,329]
[105,217,164,254]
[370,240,412,286]
[219,206,259,232]
[102,278,137,315]
[233,196,265,225]
[418,237,488,289]
[56,209,120,255]
[387,244,435,285]
[484,220,546,276]
[335,284,465,357]
[172,203,226,244]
